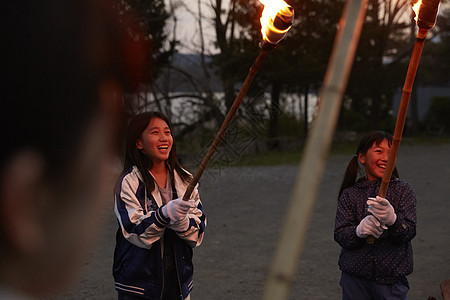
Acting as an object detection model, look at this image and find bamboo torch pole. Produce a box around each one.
[262,0,368,299]
[379,0,440,198]
[379,29,427,197]
[366,0,440,244]
[182,4,294,200]
[182,49,269,200]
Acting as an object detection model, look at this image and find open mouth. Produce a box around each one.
[378,164,386,169]
[157,145,169,150]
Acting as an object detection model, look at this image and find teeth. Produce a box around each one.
[378,164,386,169]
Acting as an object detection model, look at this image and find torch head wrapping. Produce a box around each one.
[259,4,294,51]
[415,0,441,29]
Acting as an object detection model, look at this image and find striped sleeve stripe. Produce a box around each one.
[115,282,145,295]
[115,171,169,234]
[116,195,149,235]
[154,208,170,227]
[189,218,198,231]
[197,202,207,234]
[187,280,194,292]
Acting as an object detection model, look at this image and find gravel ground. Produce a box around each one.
[47,143,450,300]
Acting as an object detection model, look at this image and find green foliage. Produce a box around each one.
[424,96,450,134]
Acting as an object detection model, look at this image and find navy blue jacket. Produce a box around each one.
[334,178,416,284]
[113,167,206,299]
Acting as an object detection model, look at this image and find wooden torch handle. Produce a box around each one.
[367,28,428,244]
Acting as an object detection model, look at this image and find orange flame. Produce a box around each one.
[259,0,294,44]
[412,0,422,22]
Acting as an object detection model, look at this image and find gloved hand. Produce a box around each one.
[367,196,397,226]
[356,215,385,238]
[161,198,196,223]
[168,216,190,232]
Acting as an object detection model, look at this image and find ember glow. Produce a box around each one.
[259,0,294,45]
[412,0,422,22]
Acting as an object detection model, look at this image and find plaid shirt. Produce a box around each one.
[334,178,417,284]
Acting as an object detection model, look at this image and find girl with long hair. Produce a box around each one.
[113,111,206,300]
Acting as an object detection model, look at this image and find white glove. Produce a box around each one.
[168,217,190,232]
[356,215,385,238]
[367,196,397,226]
[161,198,196,223]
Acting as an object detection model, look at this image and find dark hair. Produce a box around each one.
[338,131,399,197]
[0,0,148,181]
[123,111,191,193]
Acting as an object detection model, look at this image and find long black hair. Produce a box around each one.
[338,131,399,197]
[122,111,191,193]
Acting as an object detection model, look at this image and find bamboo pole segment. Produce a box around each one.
[377,0,440,197]
[262,0,368,299]
[182,49,269,200]
[367,0,440,244]
[366,28,428,244]
[379,28,427,199]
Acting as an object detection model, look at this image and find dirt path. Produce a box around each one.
[48,144,450,300]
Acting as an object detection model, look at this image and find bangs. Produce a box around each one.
[357,131,393,154]
[373,135,392,147]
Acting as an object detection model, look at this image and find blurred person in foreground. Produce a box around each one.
[0,0,148,298]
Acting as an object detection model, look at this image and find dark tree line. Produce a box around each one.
[123,0,450,149]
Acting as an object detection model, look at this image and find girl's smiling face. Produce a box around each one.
[136,117,173,164]
[358,138,390,181]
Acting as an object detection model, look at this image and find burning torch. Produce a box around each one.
[366,0,440,244]
[182,0,294,200]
